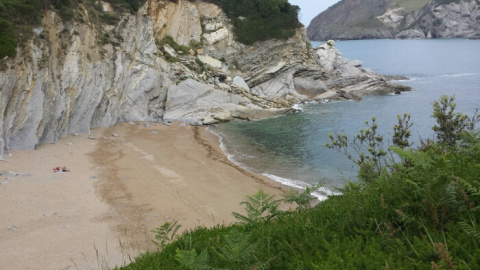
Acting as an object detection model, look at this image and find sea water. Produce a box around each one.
[209,39,480,198]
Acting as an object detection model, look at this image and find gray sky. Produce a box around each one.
[289,0,341,27]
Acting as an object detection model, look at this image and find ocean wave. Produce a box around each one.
[262,173,340,201]
[206,127,236,162]
[440,73,477,78]
[292,104,304,111]
[207,126,263,172]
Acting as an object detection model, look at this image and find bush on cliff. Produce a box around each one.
[203,0,301,45]
[0,0,146,59]
[117,96,480,269]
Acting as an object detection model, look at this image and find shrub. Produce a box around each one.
[0,18,16,58]
[0,0,147,58]
[431,95,479,148]
[158,36,191,53]
[202,0,300,45]
[118,95,480,269]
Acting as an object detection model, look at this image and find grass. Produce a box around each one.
[394,0,431,12]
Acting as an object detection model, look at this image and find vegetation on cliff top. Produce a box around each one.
[0,0,301,59]
[0,0,146,59]
[117,96,480,269]
[203,0,300,45]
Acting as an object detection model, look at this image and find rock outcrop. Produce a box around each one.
[307,0,480,40]
[0,0,408,157]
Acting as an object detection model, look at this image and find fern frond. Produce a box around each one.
[175,249,222,270]
[251,259,270,270]
[214,230,259,266]
[459,221,480,246]
[233,190,281,224]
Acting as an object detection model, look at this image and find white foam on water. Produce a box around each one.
[207,127,236,162]
[262,173,340,201]
[292,104,304,111]
[440,73,477,78]
[207,127,340,202]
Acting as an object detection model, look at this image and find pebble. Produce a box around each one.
[144,123,149,128]
[151,131,159,135]
[112,133,118,137]
[90,176,98,179]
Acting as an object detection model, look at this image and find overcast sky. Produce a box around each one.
[289,0,341,27]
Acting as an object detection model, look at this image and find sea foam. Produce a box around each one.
[262,173,340,201]
[207,127,339,202]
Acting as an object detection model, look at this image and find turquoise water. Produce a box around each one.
[210,39,480,196]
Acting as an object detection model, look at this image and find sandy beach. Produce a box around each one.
[0,122,287,270]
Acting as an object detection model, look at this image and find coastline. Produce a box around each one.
[208,126,337,201]
[0,122,288,270]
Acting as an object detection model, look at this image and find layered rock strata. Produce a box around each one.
[307,0,480,40]
[0,0,408,156]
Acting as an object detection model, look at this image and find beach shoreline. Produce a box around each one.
[0,122,289,270]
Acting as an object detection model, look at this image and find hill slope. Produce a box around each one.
[307,0,480,40]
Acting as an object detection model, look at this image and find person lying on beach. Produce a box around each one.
[53,167,70,173]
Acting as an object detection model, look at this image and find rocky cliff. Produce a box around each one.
[0,0,408,157]
[307,0,480,40]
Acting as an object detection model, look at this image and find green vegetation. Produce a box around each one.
[353,17,384,28]
[117,96,480,269]
[157,36,191,54]
[394,0,431,12]
[433,0,461,5]
[0,0,147,59]
[0,0,301,58]
[203,0,300,45]
[331,0,430,13]
[0,18,16,58]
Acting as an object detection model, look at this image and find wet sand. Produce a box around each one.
[0,122,288,269]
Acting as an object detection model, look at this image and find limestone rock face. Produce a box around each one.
[197,55,222,68]
[0,0,409,156]
[147,0,203,46]
[397,28,427,39]
[410,0,480,39]
[307,0,480,40]
[232,76,250,91]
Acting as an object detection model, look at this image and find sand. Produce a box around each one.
[0,122,288,270]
